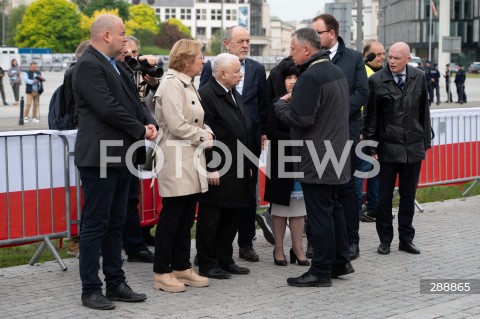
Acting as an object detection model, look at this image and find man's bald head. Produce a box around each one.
[89,14,126,58]
[387,42,411,73]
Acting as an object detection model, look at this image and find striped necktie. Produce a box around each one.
[396,74,405,90]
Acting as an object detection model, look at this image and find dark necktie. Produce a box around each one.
[396,74,405,90]
[229,90,237,105]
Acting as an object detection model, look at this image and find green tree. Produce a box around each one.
[209,29,223,55]
[166,18,192,38]
[125,4,159,47]
[71,0,90,12]
[83,0,131,21]
[15,0,82,52]
[154,19,191,50]
[2,5,27,46]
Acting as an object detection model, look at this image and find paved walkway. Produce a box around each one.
[1,195,480,318]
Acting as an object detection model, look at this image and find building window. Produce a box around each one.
[165,8,176,19]
[181,8,191,20]
[155,8,160,14]
[197,9,206,20]
[197,27,206,36]
[226,9,237,21]
[211,9,222,20]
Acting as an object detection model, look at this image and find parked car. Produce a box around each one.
[408,56,422,68]
[468,62,480,73]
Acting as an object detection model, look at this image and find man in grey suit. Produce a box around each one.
[73,14,156,310]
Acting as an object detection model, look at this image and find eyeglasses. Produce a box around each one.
[131,50,138,55]
[316,30,330,35]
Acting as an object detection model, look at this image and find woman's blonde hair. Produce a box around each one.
[169,39,203,72]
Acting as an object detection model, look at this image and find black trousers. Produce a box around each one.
[302,183,350,278]
[122,175,148,256]
[153,194,197,274]
[337,146,359,245]
[78,166,130,295]
[445,83,453,102]
[376,161,422,244]
[237,168,257,248]
[455,83,467,103]
[196,203,240,272]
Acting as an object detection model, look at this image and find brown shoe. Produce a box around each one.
[173,268,209,287]
[67,239,79,256]
[153,273,186,292]
[239,245,259,262]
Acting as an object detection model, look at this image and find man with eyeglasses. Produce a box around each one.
[309,14,369,261]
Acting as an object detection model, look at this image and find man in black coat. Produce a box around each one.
[363,42,431,256]
[73,14,156,310]
[311,14,369,260]
[196,53,254,279]
[200,26,267,262]
[275,28,353,288]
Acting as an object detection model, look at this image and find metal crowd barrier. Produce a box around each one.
[0,131,75,271]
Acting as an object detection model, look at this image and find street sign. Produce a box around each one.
[442,36,462,53]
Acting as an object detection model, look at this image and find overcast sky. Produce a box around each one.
[267,0,334,22]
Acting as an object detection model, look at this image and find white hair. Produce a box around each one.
[211,53,240,79]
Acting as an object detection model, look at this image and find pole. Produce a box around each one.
[220,0,224,53]
[2,0,5,46]
[356,0,363,51]
[428,0,432,62]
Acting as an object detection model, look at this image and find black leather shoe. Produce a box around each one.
[399,241,421,254]
[127,249,154,263]
[239,245,259,262]
[106,282,147,302]
[222,263,250,275]
[331,262,355,278]
[377,243,390,255]
[349,243,359,260]
[305,243,314,259]
[287,272,332,287]
[81,293,115,310]
[199,268,231,279]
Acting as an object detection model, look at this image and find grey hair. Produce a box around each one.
[293,28,322,51]
[224,25,247,42]
[127,35,140,48]
[212,53,240,79]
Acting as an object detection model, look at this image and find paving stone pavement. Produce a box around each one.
[1,195,480,319]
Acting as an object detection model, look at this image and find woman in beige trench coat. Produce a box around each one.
[152,39,214,293]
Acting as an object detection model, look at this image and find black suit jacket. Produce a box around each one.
[200,58,267,156]
[73,46,155,167]
[198,78,255,208]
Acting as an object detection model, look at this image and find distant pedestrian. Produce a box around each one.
[0,66,8,105]
[7,59,21,105]
[444,64,453,103]
[454,64,467,104]
[23,62,46,123]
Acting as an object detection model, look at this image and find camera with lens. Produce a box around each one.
[125,56,164,78]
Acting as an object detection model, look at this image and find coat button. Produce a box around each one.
[192,101,195,104]
[194,119,198,123]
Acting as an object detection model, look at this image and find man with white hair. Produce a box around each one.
[196,53,255,279]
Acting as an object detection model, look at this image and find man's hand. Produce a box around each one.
[138,55,158,66]
[207,171,220,186]
[280,92,291,103]
[144,124,158,141]
[144,74,159,88]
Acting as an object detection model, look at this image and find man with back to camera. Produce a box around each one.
[200,26,267,263]
[310,14,369,261]
[363,42,431,256]
[275,28,353,288]
[73,14,156,310]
